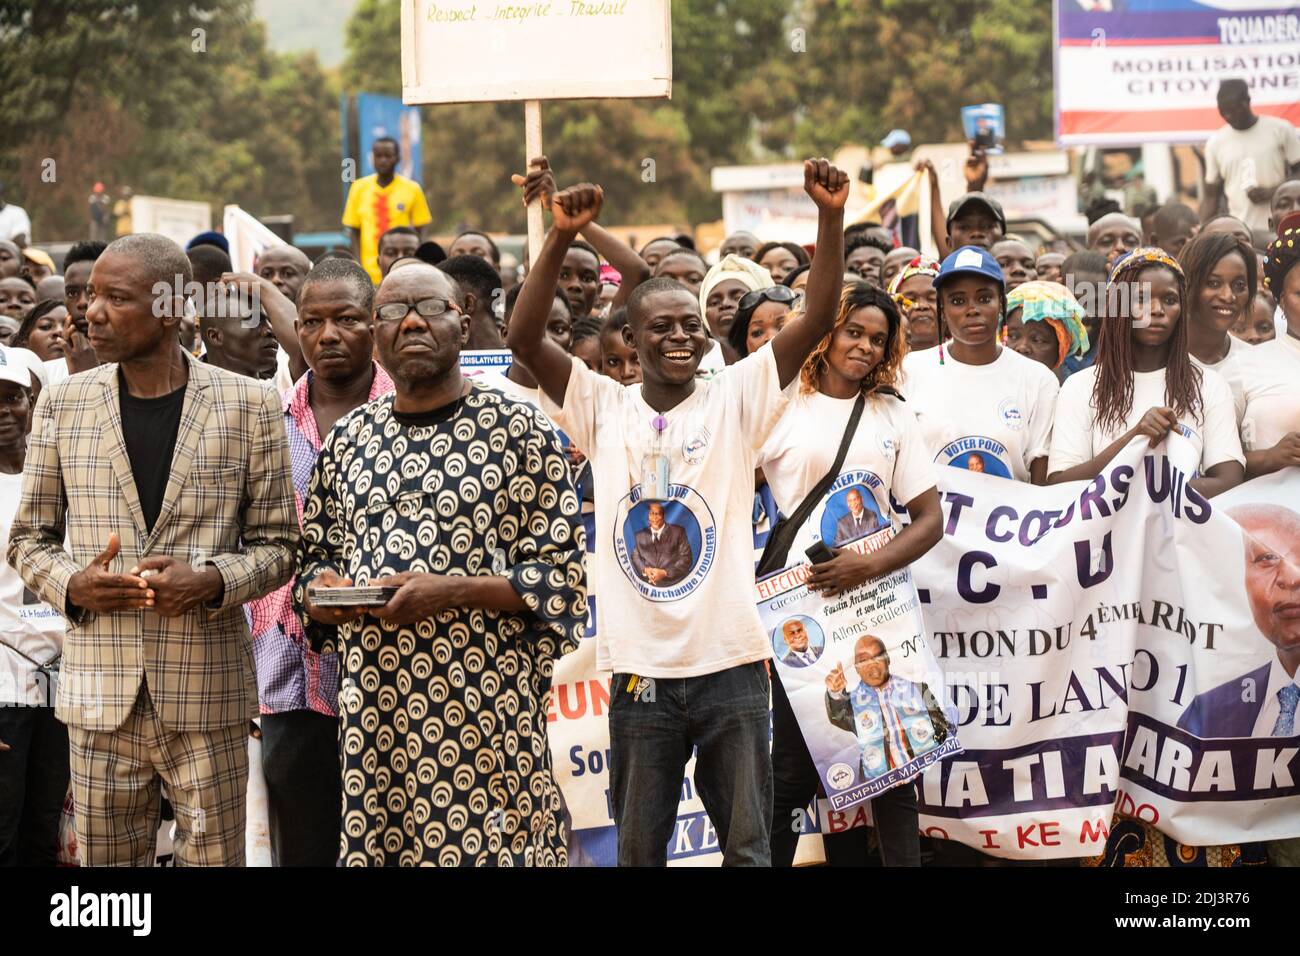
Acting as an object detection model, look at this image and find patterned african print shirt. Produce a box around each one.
[294,384,586,866]
[248,363,394,717]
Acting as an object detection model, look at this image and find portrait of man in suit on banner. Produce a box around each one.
[775,616,824,668]
[1178,504,1300,739]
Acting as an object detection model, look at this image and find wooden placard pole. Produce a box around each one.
[525,99,544,268]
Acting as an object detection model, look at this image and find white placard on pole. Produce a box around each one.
[524,100,545,266]
[400,0,672,105]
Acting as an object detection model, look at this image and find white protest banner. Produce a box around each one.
[459,348,513,390]
[911,438,1300,858]
[757,524,962,813]
[399,0,671,262]
[222,205,286,274]
[1055,0,1300,146]
[400,0,672,105]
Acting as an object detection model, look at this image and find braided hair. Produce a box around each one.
[1091,249,1202,434]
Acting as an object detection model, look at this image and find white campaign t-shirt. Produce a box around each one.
[1204,116,1300,231]
[490,374,542,410]
[1192,333,1251,425]
[1239,332,1300,452]
[761,390,936,529]
[542,344,793,678]
[274,348,296,393]
[902,345,1059,482]
[696,339,726,381]
[1049,365,1244,477]
[42,356,69,387]
[0,471,65,706]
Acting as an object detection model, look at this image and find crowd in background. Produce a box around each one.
[0,79,1297,868]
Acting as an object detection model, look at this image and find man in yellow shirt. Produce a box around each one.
[342,138,432,284]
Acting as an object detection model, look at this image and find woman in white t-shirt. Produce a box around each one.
[761,282,944,867]
[1048,247,1244,495]
[1241,222,1300,479]
[1179,231,1256,420]
[903,245,1060,484]
[0,359,68,865]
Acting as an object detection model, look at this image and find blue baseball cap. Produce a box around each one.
[186,230,229,255]
[881,129,911,150]
[936,245,1005,289]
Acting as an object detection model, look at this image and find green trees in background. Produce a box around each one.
[0,0,342,239]
[0,0,1053,241]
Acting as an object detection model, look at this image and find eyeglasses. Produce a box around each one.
[374,298,461,324]
[736,285,799,315]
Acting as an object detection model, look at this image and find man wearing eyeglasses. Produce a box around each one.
[294,262,586,866]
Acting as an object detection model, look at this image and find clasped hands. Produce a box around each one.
[66,533,223,617]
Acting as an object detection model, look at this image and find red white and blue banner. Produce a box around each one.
[1055,0,1300,145]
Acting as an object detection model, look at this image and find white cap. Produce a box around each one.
[0,345,34,388]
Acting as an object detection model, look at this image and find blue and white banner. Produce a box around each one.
[758,526,962,813]
[913,437,1300,857]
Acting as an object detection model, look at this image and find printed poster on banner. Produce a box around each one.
[756,476,962,814]
[910,438,1300,858]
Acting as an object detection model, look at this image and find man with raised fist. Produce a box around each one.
[507,158,850,866]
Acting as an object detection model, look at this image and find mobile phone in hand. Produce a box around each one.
[805,541,835,565]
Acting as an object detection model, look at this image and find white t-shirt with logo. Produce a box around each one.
[1238,332,1300,452]
[542,344,792,678]
[761,390,936,538]
[0,471,66,705]
[1048,365,1244,477]
[1204,116,1300,231]
[902,345,1059,482]
[1192,332,1251,425]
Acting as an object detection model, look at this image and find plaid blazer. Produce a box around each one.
[6,353,300,733]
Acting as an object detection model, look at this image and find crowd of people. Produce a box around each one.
[0,80,1298,869]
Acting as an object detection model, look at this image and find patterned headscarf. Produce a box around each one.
[698,254,774,315]
[887,255,940,299]
[1108,246,1184,284]
[1263,213,1300,297]
[1004,280,1090,370]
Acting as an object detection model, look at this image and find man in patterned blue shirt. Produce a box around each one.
[247,257,393,866]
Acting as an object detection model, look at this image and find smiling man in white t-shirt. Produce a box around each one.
[507,157,850,866]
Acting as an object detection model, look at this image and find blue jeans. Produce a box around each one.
[609,661,772,867]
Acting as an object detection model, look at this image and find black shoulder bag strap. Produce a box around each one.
[756,392,866,577]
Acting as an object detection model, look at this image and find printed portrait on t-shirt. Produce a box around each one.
[772,615,825,668]
[821,483,887,547]
[615,485,716,601]
[935,436,1013,479]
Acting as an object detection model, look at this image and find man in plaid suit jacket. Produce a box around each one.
[7,233,299,866]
